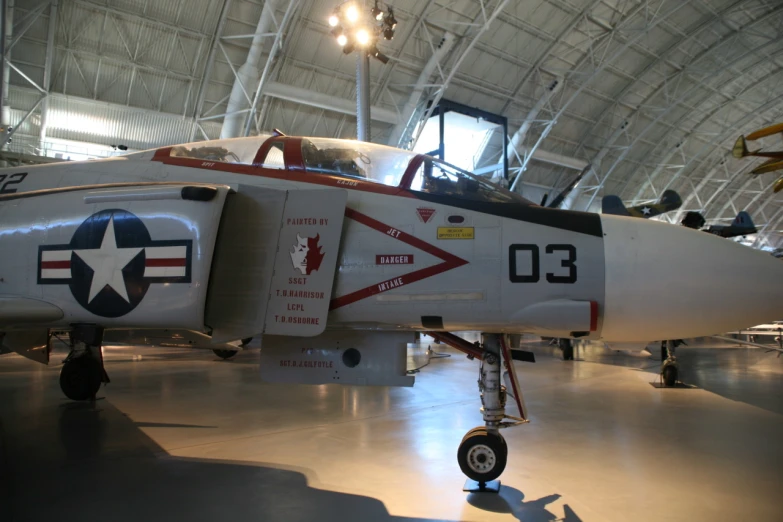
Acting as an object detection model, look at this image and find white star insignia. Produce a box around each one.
[641,206,652,215]
[73,216,142,304]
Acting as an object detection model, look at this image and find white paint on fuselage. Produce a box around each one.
[6,154,783,342]
[600,214,782,341]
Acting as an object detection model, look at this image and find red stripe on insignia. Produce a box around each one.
[329,209,468,310]
[145,258,186,267]
[41,261,70,269]
[590,300,599,331]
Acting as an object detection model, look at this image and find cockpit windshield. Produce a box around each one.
[166,134,531,205]
[301,137,415,187]
[411,157,530,204]
[300,137,529,204]
[169,135,269,164]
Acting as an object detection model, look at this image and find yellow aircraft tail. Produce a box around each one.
[733,135,749,158]
[773,176,783,194]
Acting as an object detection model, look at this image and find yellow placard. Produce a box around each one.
[437,227,474,240]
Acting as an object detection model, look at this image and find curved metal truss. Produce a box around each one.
[5,0,783,247]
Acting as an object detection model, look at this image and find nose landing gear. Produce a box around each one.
[458,427,508,483]
[456,334,528,492]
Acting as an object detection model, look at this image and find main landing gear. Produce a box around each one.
[456,334,528,490]
[661,339,679,387]
[59,325,109,401]
[558,338,574,360]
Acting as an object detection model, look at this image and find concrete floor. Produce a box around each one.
[1,338,782,522]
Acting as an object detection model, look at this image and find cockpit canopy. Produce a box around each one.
[170,136,264,164]
[165,134,530,205]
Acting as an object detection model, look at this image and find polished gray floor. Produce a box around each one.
[1,338,782,522]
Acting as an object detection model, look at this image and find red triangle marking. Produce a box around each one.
[329,208,468,310]
[416,207,436,223]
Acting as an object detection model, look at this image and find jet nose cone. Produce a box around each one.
[600,215,783,342]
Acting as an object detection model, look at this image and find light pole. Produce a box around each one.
[328,1,396,142]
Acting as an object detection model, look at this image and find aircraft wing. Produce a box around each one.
[745,122,783,141]
[602,190,681,219]
[751,158,783,176]
[601,195,631,216]
[712,335,782,353]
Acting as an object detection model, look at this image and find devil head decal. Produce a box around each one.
[290,233,325,275]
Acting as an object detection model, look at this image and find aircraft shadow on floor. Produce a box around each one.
[467,488,583,522]
[0,401,455,522]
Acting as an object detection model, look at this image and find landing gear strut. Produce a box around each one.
[661,339,679,387]
[457,334,528,490]
[60,325,108,401]
[559,338,574,360]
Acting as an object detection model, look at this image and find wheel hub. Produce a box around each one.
[466,444,496,473]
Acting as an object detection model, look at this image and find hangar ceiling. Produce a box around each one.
[7,0,783,249]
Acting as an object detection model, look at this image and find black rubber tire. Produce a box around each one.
[457,428,508,483]
[559,339,574,361]
[662,365,678,387]
[213,349,238,360]
[461,426,490,442]
[59,356,102,401]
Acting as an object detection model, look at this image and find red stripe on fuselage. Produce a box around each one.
[154,155,417,199]
[145,258,186,267]
[590,300,598,331]
[329,209,468,310]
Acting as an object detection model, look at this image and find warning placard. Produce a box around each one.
[437,227,474,240]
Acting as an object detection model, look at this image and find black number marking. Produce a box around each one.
[509,244,540,283]
[545,244,577,284]
[0,172,27,194]
[509,243,578,284]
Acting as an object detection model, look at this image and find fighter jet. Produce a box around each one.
[1,133,782,486]
[601,190,682,219]
[680,210,757,238]
[734,122,783,192]
[705,211,757,238]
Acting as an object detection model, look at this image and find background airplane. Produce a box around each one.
[681,210,757,238]
[705,211,758,238]
[601,190,682,218]
[733,122,783,193]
